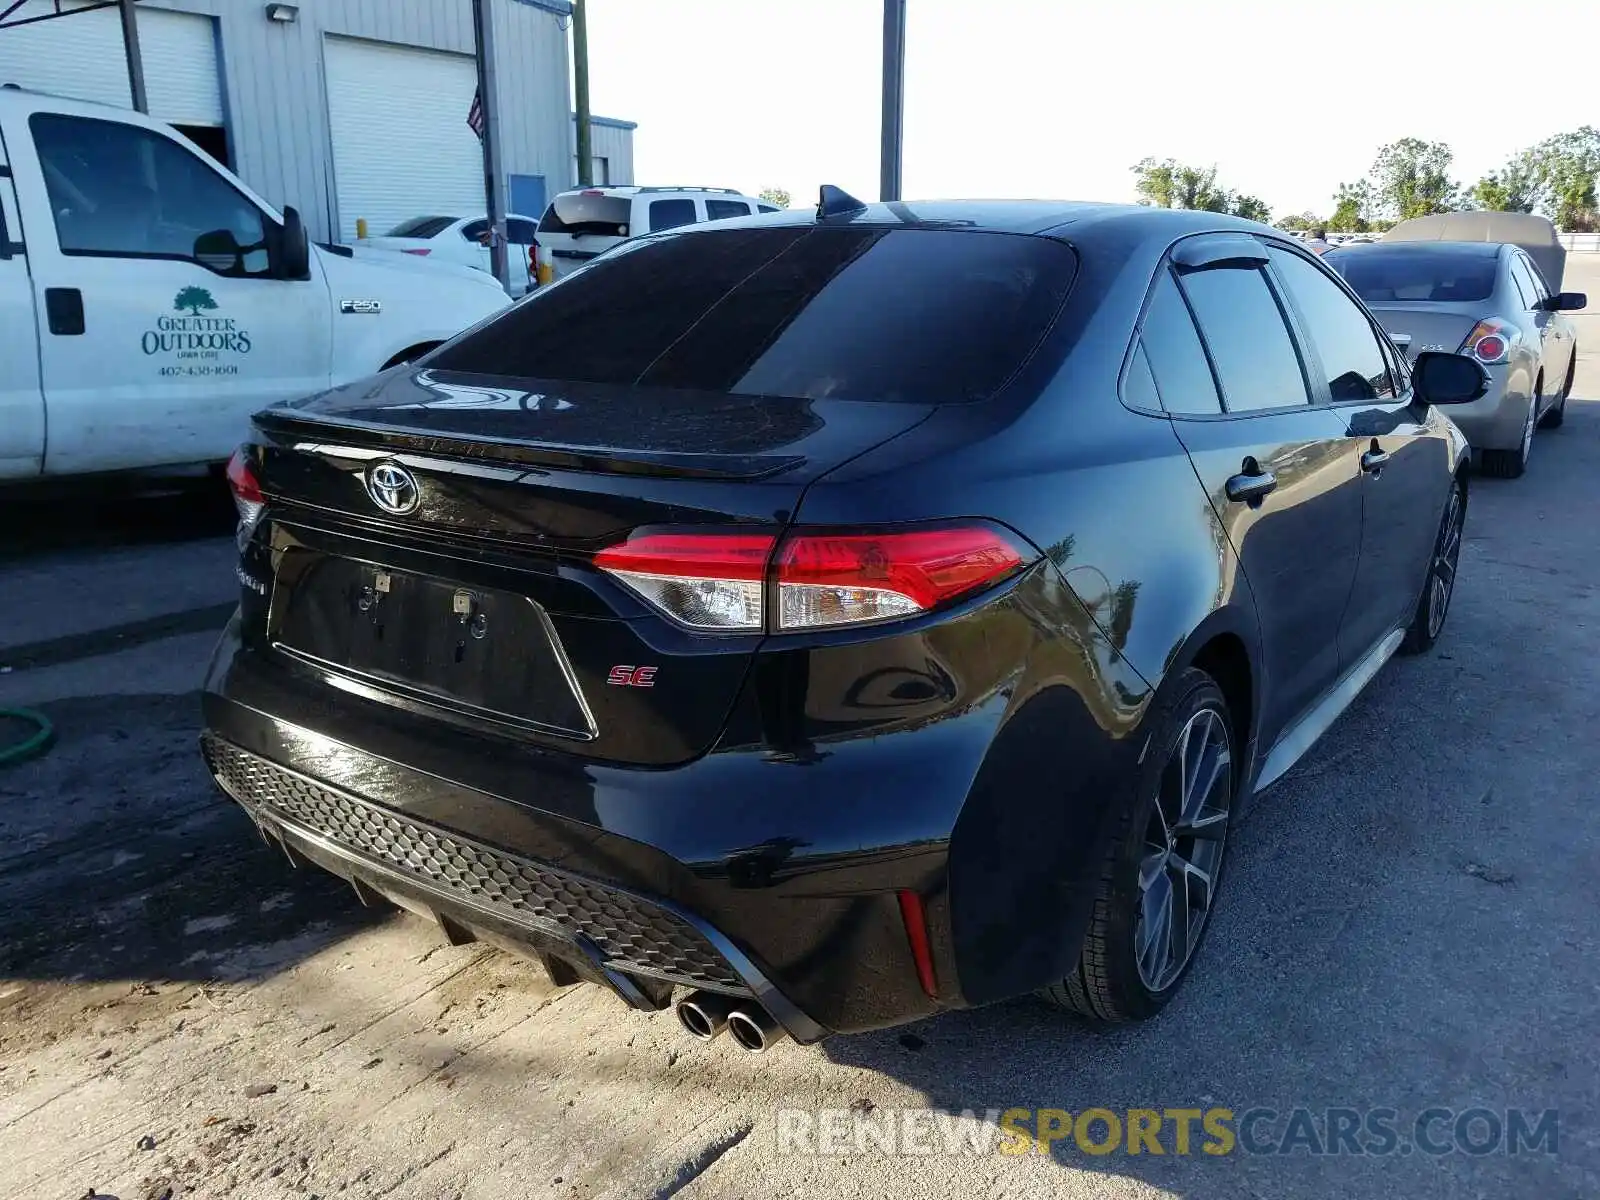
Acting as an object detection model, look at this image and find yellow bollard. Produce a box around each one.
[355,217,368,240]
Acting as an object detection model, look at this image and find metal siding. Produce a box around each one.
[1,0,615,242]
[0,2,221,125]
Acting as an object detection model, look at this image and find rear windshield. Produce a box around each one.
[1325,248,1498,303]
[385,216,455,238]
[539,194,631,238]
[428,226,1077,404]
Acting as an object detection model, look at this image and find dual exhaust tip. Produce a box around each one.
[675,991,784,1053]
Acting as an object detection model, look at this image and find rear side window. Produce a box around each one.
[1138,271,1221,414]
[1269,248,1395,402]
[1326,248,1498,303]
[649,199,698,231]
[386,215,455,238]
[428,226,1078,404]
[758,203,780,213]
[706,199,752,221]
[1179,267,1311,412]
[1511,255,1546,306]
[460,219,488,243]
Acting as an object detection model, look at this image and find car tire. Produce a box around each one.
[1400,477,1465,656]
[1480,392,1536,479]
[1539,360,1574,430]
[1042,668,1235,1023]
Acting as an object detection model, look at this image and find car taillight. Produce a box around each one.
[593,523,1030,633]
[225,446,265,538]
[775,526,1027,629]
[594,532,773,631]
[1460,318,1515,364]
[402,247,432,256]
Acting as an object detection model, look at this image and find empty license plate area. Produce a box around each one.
[268,550,594,738]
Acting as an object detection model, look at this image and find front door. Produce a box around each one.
[1265,243,1448,663]
[0,120,44,479]
[1138,258,1364,745]
[15,107,331,475]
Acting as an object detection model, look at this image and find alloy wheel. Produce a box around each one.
[1427,486,1464,640]
[1135,707,1233,992]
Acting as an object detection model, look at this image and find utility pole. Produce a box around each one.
[879,0,905,201]
[572,0,592,187]
[118,0,148,114]
[471,0,509,288]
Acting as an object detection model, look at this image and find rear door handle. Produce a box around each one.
[1225,467,1277,504]
[1361,448,1390,474]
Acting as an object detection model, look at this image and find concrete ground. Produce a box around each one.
[2,260,1599,1199]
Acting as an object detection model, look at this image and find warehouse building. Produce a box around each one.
[0,0,636,242]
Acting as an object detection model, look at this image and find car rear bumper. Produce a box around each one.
[1439,365,1529,451]
[199,619,975,1038]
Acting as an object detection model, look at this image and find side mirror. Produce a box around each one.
[1412,351,1489,406]
[1540,291,1587,312]
[274,205,311,281]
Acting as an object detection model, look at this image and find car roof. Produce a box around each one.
[665,198,1274,240]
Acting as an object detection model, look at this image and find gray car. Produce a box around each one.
[1324,241,1584,477]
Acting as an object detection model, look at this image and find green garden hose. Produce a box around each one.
[0,708,54,765]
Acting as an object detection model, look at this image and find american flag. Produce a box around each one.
[467,87,485,141]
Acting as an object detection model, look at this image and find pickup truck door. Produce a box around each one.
[11,106,333,475]
[0,125,45,480]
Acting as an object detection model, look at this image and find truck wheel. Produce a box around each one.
[1041,668,1235,1023]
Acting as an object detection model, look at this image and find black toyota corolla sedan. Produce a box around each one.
[203,195,1487,1051]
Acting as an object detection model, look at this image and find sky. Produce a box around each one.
[583,0,1599,220]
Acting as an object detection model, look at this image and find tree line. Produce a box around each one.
[1132,126,1600,234]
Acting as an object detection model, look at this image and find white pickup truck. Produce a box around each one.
[0,88,511,482]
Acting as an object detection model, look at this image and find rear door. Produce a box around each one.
[1512,252,1569,405]
[0,116,45,479]
[1143,240,1364,743]
[1266,242,1446,664]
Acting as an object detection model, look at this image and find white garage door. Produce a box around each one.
[324,37,484,241]
[0,2,221,126]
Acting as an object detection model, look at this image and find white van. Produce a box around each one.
[0,87,511,482]
[534,186,779,281]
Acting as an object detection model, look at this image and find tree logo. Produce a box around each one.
[173,286,218,316]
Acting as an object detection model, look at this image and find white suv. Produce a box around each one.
[534,186,779,281]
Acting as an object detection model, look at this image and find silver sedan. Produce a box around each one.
[1325,240,1584,478]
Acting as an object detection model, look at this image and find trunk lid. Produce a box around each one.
[248,367,932,766]
[1362,303,1483,361]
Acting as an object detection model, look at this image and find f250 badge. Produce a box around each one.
[608,665,657,688]
[340,299,383,315]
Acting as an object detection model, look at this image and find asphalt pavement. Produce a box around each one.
[0,259,1597,1199]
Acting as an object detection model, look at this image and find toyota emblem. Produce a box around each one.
[365,461,420,516]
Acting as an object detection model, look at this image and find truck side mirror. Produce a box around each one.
[275,205,311,281]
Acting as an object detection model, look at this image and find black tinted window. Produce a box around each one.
[460,219,488,243]
[1326,247,1498,303]
[649,199,698,232]
[429,227,1078,404]
[387,216,455,238]
[507,218,538,244]
[1179,267,1310,412]
[1123,343,1161,411]
[706,199,752,221]
[31,113,268,275]
[1269,248,1394,402]
[1511,255,1546,306]
[1139,272,1221,414]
